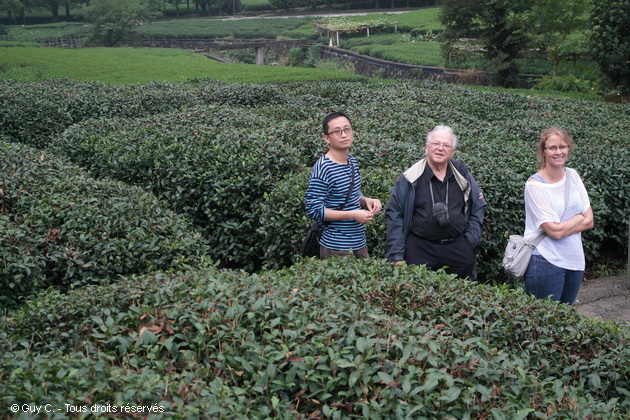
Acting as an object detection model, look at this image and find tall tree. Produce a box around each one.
[78,0,161,46]
[63,0,89,20]
[169,0,180,16]
[528,0,591,75]
[0,0,25,24]
[440,0,532,87]
[198,0,209,15]
[590,0,630,93]
[30,0,61,22]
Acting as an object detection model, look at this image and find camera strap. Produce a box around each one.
[429,179,449,208]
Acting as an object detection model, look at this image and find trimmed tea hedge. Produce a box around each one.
[1,79,628,281]
[47,106,305,271]
[0,79,301,149]
[1,259,628,417]
[0,139,211,308]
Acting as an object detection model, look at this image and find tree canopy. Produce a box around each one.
[527,0,591,75]
[590,0,630,93]
[440,0,532,87]
[77,0,161,46]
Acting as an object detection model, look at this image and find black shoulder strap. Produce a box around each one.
[338,161,356,211]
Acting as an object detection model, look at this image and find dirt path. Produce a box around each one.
[213,10,412,20]
[575,275,630,325]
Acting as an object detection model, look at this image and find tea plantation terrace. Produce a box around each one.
[132,38,542,86]
[137,39,317,65]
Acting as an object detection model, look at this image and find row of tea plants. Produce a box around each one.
[1,259,629,417]
[1,78,627,281]
[0,78,628,416]
[0,138,211,308]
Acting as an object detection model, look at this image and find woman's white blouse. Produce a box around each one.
[524,168,591,271]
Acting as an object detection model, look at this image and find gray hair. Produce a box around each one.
[426,125,458,149]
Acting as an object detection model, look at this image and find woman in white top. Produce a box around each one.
[523,127,594,305]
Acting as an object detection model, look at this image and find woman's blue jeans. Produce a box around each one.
[524,254,584,305]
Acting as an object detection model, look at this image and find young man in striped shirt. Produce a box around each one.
[305,112,382,259]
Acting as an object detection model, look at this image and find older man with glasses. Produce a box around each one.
[385,125,487,280]
[305,111,382,259]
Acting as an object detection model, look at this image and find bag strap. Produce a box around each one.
[561,168,571,217]
[531,231,547,247]
[337,160,356,211]
[318,160,356,229]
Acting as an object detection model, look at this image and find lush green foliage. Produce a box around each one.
[0,139,211,309]
[0,22,89,42]
[526,0,590,75]
[589,0,630,93]
[0,16,315,42]
[135,15,315,39]
[241,0,270,9]
[314,17,396,33]
[534,73,596,94]
[351,38,444,67]
[339,34,582,77]
[439,0,595,88]
[440,0,532,87]
[0,46,366,83]
[77,0,162,46]
[0,79,202,145]
[50,104,305,271]
[0,5,626,416]
[340,7,443,33]
[1,6,601,87]
[1,78,627,284]
[1,259,628,417]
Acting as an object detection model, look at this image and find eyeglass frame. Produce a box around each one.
[427,141,455,151]
[326,127,353,136]
[544,145,569,152]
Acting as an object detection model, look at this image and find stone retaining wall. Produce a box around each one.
[321,46,541,88]
[138,39,314,57]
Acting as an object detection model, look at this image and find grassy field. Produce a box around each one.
[0,6,601,98]
[1,22,89,42]
[135,16,315,39]
[340,7,442,31]
[342,34,444,66]
[0,45,367,84]
[3,8,442,42]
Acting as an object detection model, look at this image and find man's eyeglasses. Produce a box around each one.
[545,145,569,152]
[428,141,454,151]
[327,127,353,136]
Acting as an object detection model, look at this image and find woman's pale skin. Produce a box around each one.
[531,134,594,240]
[322,116,382,224]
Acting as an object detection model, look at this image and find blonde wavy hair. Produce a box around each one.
[537,126,575,169]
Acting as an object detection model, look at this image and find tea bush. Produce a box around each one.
[1,259,628,417]
[134,16,315,40]
[0,140,211,308]
[0,79,201,148]
[48,105,305,270]
[1,79,628,282]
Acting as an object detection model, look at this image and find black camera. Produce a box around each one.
[432,202,450,227]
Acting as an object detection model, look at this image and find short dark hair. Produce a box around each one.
[322,112,352,134]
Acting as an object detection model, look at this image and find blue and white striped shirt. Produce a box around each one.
[305,154,365,251]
